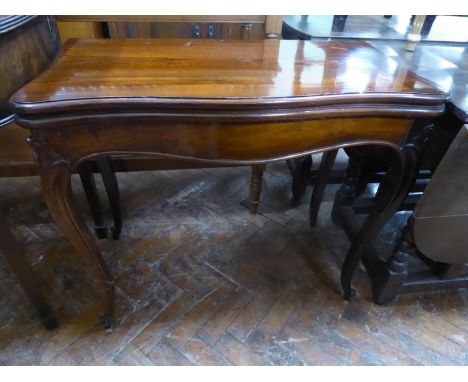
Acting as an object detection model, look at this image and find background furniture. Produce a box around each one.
[55,15,283,40]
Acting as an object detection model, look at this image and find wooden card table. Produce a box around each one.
[10,39,449,329]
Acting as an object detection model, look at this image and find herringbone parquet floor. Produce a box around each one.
[0,158,467,365]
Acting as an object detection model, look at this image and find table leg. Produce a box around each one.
[309,149,338,227]
[96,157,122,240]
[78,161,108,239]
[40,158,115,330]
[287,156,313,207]
[372,216,414,304]
[331,148,365,226]
[341,136,432,300]
[339,146,409,300]
[339,118,435,300]
[249,164,265,214]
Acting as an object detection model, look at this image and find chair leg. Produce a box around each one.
[249,164,265,214]
[96,157,122,240]
[0,213,58,330]
[287,156,313,207]
[78,161,108,239]
[309,150,338,227]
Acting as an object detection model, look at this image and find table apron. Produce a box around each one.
[27,116,412,168]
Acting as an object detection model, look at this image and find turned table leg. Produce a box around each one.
[249,164,265,214]
[373,216,414,304]
[0,212,58,330]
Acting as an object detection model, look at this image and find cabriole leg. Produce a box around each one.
[30,133,115,330]
[339,121,434,300]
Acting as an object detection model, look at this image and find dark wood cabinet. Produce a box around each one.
[56,16,283,41]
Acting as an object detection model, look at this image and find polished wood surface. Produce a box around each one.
[10,38,449,328]
[11,39,446,118]
[32,118,413,165]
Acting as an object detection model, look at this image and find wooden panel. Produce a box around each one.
[57,21,103,42]
[47,118,412,166]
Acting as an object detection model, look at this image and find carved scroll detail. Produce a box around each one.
[26,133,70,171]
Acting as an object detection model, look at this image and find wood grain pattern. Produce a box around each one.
[10,39,447,117]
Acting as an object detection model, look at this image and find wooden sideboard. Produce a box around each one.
[56,16,283,41]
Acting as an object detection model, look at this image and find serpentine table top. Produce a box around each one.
[10,38,449,329]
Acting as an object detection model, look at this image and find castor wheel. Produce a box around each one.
[100,314,114,332]
[343,288,356,301]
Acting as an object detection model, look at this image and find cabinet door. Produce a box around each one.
[107,21,265,39]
